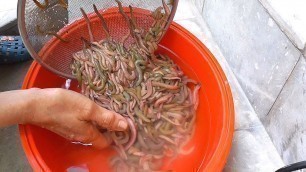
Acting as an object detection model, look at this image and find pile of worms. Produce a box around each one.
[70,0,201,171]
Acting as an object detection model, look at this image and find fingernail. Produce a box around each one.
[118,120,128,130]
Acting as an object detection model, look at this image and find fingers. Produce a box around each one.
[54,88,128,131]
[89,127,112,149]
[90,106,128,131]
[71,125,112,149]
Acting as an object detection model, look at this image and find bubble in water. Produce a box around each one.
[62,79,71,89]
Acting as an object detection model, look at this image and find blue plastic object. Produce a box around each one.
[0,36,31,64]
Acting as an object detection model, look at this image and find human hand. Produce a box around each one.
[25,88,128,149]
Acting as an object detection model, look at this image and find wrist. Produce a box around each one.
[23,88,64,126]
[20,88,42,125]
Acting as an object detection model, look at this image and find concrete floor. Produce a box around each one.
[202,0,306,166]
[0,61,33,171]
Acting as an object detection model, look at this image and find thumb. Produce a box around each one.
[91,107,128,131]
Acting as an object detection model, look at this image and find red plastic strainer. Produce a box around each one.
[17,0,178,79]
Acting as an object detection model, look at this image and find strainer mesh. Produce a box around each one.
[19,0,176,78]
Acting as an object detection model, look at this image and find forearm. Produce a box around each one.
[0,89,36,127]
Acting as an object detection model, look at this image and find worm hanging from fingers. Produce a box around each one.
[124,117,137,150]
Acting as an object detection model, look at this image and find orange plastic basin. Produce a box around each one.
[20,21,234,172]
